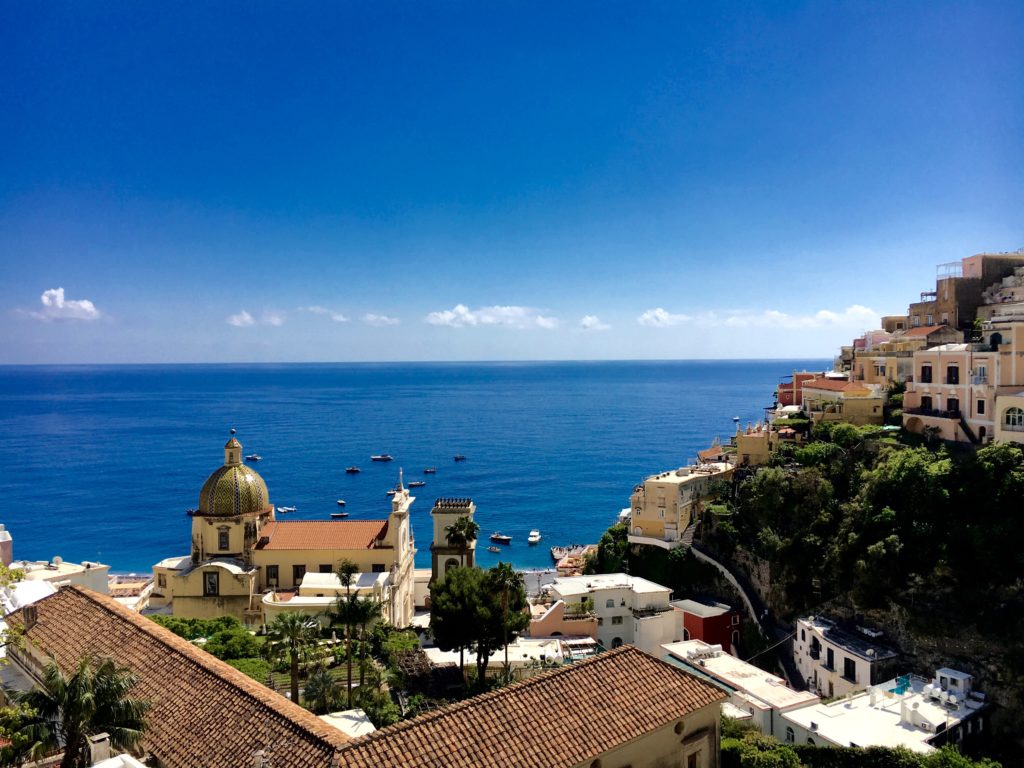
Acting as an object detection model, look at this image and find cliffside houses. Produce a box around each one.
[626,461,734,550]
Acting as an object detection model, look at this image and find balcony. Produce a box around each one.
[972,375,988,385]
[632,605,673,619]
[905,407,962,420]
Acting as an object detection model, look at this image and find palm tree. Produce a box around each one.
[444,515,479,567]
[16,654,151,768]
[332,558,360,707]
[265,612,321,705]
[302,665,342,714]
[490,562,524,675]
[351,597,383,688]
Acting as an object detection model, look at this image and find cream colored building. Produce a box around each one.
[903,321,1024,444]
[627,461,734,549]
[801,378,885,426]
[150,435,416,627]
[793,616,899,699]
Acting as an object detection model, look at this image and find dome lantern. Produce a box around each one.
[225,428,242,467]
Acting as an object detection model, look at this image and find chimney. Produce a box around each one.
[252,749,269,768]
[21,604,37,630]
[88,733,111,764]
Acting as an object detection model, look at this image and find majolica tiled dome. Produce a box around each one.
[198,436,271,516]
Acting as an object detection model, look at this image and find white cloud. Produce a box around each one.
[226,310,256,327]
[363,313,400,327]
[302,305,349,323]
[425,304,559,330]
[29,287,101,321]
[535,315,559,330]
[262,310,286,327]
[722,304,878,330]
[637,307,691,327]
[579,315,610,331]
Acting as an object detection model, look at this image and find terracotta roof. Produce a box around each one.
[6,586,348,768]
[335,645,725,768]
[698,446,727,462]
[257,520,389,550]
[903,324,948,338]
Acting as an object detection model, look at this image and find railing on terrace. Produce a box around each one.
[904,407,962,420]
[632,605,673,619]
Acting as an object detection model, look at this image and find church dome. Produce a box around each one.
[198,434,271,517]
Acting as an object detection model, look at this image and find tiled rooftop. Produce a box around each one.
[6,586,349,768]
[336,645,725,768]
[801,378,864,392]
[257,520,389,550]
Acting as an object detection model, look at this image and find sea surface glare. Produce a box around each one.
[0,361,827,572]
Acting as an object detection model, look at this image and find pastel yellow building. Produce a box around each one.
[627,461,734,549]
[150,434,416,627]
[801,378,885,426]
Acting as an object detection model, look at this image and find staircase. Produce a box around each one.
[958,416,979,445]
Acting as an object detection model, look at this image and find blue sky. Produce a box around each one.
[2,1,1022,363]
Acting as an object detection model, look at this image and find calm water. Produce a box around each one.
[0,361,825,572]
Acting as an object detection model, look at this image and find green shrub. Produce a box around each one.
[204,628,263,660]
[226,657,271,683]
[151,614,242,640]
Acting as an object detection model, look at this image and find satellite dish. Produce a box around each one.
[52,556,63,566]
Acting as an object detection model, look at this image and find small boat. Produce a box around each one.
[386,489,397,497]
[345,467,361,474]
[486,546,501,553]
[336,499,346,506]
[453,455,467,462]
[371,454,394,462]
[331,511,349,519]
[408,480,426,488]
[423,467,437,474]
[245,454,262,462]
[489,532,512,545]
[277,506,297,514]
[528,530,541,545]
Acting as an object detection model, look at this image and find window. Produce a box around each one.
[372,563,385,573]
[319,564,332,573]
[203,571,219,597]
[266,565,279,585]
[946,365,959,385]
[921,395,933,410]
[687,753,699,768]
[731,615,739,626]
[597,617,604,626]
[682,628,689,640]
[611,637,623,648]
[1005,407,1024,431]
[807,738,816,746]
[941,312,949,324]
[912,316,921,327]
[444,557,459,573]
[157,573,166,588]
[825,648,834,670]
[606,599,615,608]
[920,365,932,384]
[218,527,230,550]
[843,657,857,682]
[926,314,933,325]
[785,727,795,743]
[292,564,306,585]
[801,629,806,642]
[611,616,623,625]
[977,399,985,415]
[948,398,960,414]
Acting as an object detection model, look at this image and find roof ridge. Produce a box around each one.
[341,645,683,750]
[46,586,349,751]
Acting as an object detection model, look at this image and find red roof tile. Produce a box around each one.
[336,645,725,768]
[257,520,389,550]
[903,325,948,338]
[6,586,348,768]
[801,378,864,392]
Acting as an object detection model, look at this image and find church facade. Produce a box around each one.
[149,434,416,627]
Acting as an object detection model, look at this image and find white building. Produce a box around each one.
[541,573,677,655]
[782,668,989,754]
[794,616,898,698]
[12,556,110,595]
[663,640,819,741]
[262,570,391,626]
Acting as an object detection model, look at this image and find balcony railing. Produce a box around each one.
[972,375,988,385]
[1004,423,1024,433]
[905,408,962,420]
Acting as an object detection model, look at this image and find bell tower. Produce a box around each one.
[430,498,476,584]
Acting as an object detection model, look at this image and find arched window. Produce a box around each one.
[1005,407,1024,431]
[807,738,816,746]
[444,558,459,573]
[785,727,794,743]
[682,628,690,641]
[606,598,615,608]
[611,637,623,649]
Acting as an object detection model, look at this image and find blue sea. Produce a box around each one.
[0,361,826,573]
